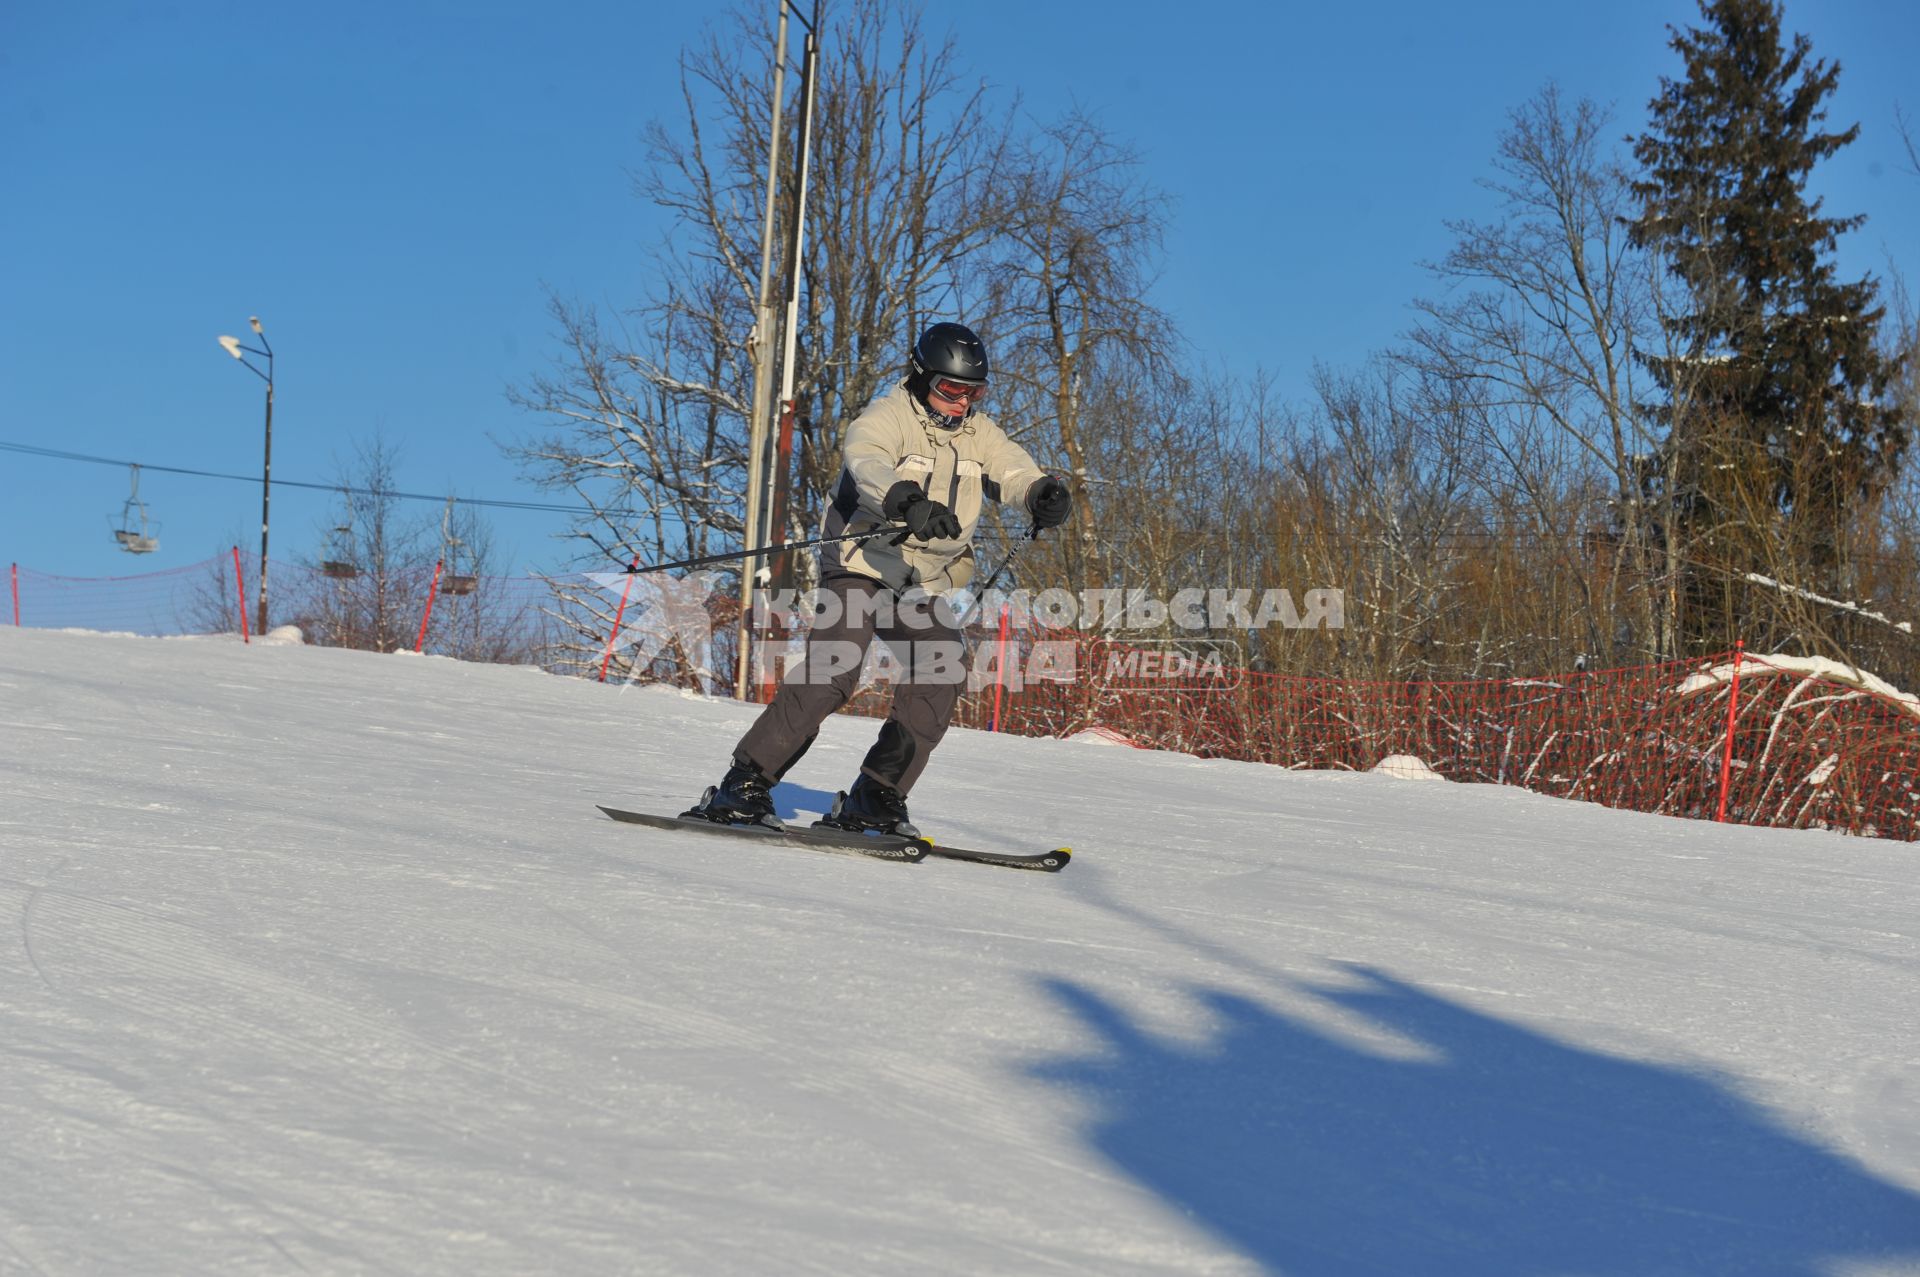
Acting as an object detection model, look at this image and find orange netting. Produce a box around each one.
[845,626,1920,842]
[12,556,1917,840]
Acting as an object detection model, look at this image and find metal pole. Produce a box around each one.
[216,319,275,632]
[955,524,1041,634]
[622,522,904,577]
[735,1,792,700]
[775,24,818,420]
[761,20,819,627]
[259,373,273,635]
[765,17,819,614]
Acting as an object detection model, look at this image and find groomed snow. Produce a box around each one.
[3,626,1919,1275]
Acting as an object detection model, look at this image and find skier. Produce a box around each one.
[686,321,1072,837]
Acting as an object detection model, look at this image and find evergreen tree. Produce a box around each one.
[1628,0,1907,648]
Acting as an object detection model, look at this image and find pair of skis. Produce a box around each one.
[596,805,1071,872]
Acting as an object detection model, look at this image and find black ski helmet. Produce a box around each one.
[910,322,990,384]
[908,322,989,428]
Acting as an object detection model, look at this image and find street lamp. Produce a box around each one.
[217,316,274,635]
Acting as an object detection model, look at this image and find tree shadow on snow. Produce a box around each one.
[1028,967,1920,1275]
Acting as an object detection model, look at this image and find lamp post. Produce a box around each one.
[217,317,274,635]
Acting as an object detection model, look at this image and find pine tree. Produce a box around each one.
[1628,0,1907,650]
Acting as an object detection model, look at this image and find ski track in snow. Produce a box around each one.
[2,625,1920,1275]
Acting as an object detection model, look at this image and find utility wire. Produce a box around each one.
[12,437,1912,573]
[0,439,636,518]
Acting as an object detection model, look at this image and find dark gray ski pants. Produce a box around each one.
[734,574,966,795]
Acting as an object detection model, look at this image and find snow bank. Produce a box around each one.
[1370,753,1446,781]
[1066,725,1139,747]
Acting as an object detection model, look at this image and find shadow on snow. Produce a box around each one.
[1028,966,1920,1275]
[773,781,842,822]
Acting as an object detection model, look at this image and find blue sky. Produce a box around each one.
[3,0,1915,579]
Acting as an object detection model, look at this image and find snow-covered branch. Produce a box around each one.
[1742,572,1915,635]
[1677,653,1920,722]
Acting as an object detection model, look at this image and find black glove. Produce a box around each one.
[1027,475,1073,529]
[884,480,962,542]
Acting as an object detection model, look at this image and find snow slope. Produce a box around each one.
[3,626,1919,1276]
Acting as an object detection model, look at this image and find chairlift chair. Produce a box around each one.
[111,465,160,554]
[322,513,359,578]
[437,496,476,595]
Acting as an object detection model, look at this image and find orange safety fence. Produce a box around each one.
[10,555,1918,841]
[9,558,232,636]
[5,553,559,657]
[843,626,1920,843]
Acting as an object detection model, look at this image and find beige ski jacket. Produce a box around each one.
[819,381,1048,593]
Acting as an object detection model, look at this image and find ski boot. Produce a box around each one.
[819,773,921,839]
[683,759,784,830]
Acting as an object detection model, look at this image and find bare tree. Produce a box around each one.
[510,2,1026,576]
[1405,86,1664,662]
[982,112,1178,581]
[508,0,1179,669]
[424,499,542,664]
[286,439,529,660]
[288,439,433,652]
[1297,361,1480,675]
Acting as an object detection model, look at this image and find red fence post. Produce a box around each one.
[600,558,640,682]
[1715,640,1746,823]
[415,560,444,654]
[991,603,1012,733]
[9,563,17,626]
[231,547,250,644]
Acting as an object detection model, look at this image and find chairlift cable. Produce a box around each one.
[0,439,641,518]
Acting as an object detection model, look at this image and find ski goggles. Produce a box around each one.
[929,376,988,404]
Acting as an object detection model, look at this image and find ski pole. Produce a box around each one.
[955,523,1042,637]
[619,523,907,576]
[980,523,1041,595]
